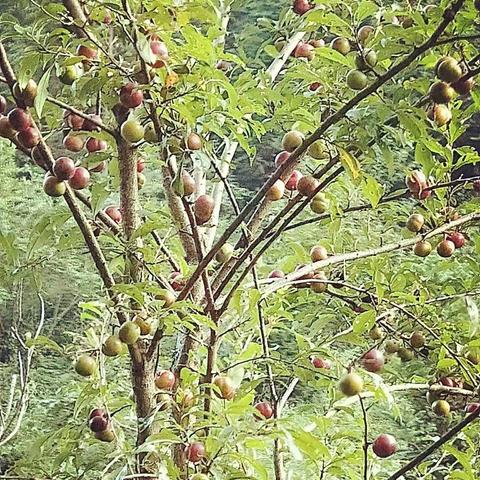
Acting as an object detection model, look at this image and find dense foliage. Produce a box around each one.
[1,0,480,479]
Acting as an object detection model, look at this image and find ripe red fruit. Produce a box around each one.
[447,231,465,248]
[89,408,107,419]
[0,95,6,114]
[89,415,109,432]
[405,170,427,194]
[372,434,398,458]
[361,348,384,373]
[83,114,102,132]
[137,158,145,173]
[309,82,322,91]
[194,194,214,225]
[77,45,97,60]
[311,357,331,369]
[473,180,480,192]
[269,270,285,280]
[63,135,84,152]
[155,370,176,390]
[285,170,303,190]
[150,40,169,58]
[8,108,32,131]
[64,111,84,130]
[254,401,274,419]
[169,271,185,291]
[186,132,202,151]
[0,116,16,138]
[16,127,40,148]
[185,442,205,463]
[439,376,455,387]
[292,0,313,15]
[86,137,107,153]
[68,167,90,190]
[466,403,480,413]
[53,157,76,180]
[437,239,455,257]
[274,151,290,168]
[89,161,106,173]
[105,206,122,223]
[120,83,144,109]
[297,176,319,196]
[294,42,315,60]
[452,76,474,95]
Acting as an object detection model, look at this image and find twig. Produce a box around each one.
[387,407,480,480]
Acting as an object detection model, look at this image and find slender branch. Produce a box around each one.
[359,396,369,480]
[263,211,480,297]
[387,407,480,480]
[178,0,465,301]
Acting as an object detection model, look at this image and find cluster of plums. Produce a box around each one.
[0,106,40,149]
[88,408,114,442]
[428,56,474,127]
[406,212,466,258]
[268,130,330,212]
[268,244,329,294]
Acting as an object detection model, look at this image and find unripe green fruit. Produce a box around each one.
[144,122,159,143]
[432,399,450,416]
[406,213,424,232]
[310,245,328,262]
[355,50,377,71]
[215,243,234,263]
[465,350,480,365]
[437,58,463,83]
[190,474,209,480]
[102,335,123,356]
[428,104,452,127]
[266,179,285,201]
[213,375,236,400]
[410,331,425,348]
[339,372,363,396]
[75,354,96,376]
[95,429,115,442]
[357,25,374,45]
[311,271,327,293]
[120,119,145,143]
[137,172,146,190]
[413,241,432,257]
[134,317,153,335]
[308,140,327,159]
[60,65,81,85]
[281,130,304,152]
[43,175,66,197]
[331,37,350,55]
[156,290,176,308]
[346,70,368,90]
[398,347,414,362]
[385,340,401,354]
[118,321,141,345]
[14,79,38,107]
[310,193,329,214]
[369,325,384,340]
[429,81,455,104]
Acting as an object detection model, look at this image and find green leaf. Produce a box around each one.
[352,310,376,334]
[338,146,361,179]
[361,175,383,208]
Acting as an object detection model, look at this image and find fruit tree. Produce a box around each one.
[2,0,480,478]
